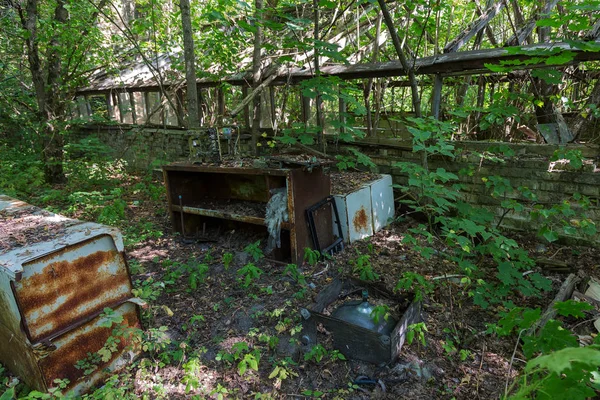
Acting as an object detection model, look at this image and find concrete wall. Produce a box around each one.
[75,124,250,170]
[76,124,600,244]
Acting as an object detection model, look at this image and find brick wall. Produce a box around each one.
[342,138,600,245]
[76,125,600,244]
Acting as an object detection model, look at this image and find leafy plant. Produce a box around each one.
[216,342,260,376]
[182,358,202,393]
[304,344,327,364]
[244,240,264,262]
[303,248,320,267]
[269,359,299,389]
[395,272,433,302]
[222,252,234,270]
[132,277,165,302]
[406,322,428,347]
[283,263,307,286]
[370,305,390,325]
[351,253,379,281]
[237,263,264,288]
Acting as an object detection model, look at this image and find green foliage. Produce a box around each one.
[304,344,327,364]
[244,240,264,262]
[531,195,597,242]
[237,263,264,288]
[406,322,428,347]
[132,277,165,302]
[554,299,594,318]
[335,155,357,171]
[216,342,261,376]
[551,148,585,170]
[396,118,554,308]
[283,263,307,286]
[351,253,379,281]
[395,272,433,302]
[0,144,47,198]
[182,358,203,393]
[161,258,210,291]
[269,359,299,387]
[507,346,600,399]
[370,304,390,325]
[222,252,234,270]
[303,248,320,266]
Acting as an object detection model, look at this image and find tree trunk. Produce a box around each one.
[42,0,69,183]
[377,0,426,168]
[571,79,600,140]
[251,0,263,156]
[180,0,200,129]
[314,0,325,152]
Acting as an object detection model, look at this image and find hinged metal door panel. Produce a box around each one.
[12,234,133,343]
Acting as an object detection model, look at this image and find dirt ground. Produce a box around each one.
[114,177,598,400]
[2,173,598,400]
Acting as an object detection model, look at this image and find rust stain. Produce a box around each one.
[38,306,140,391]
[15,248,131,343]
[353,207,369,232]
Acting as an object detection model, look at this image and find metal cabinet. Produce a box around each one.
[0,195,141,395]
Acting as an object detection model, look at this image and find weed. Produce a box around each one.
[304,344,327,364]
[283,263,307,285]
[222,252,234,270]
[303,248,320,266]
[395,272,433,301]
[244,240,264,262]
[406,322,428,347]
[269,358,298,389]
[216,342,261,376]
[132,277,165,302]
[237,263,264,287]
[182,358,203,393]
[351,253,379,281]
[370,305,390,324]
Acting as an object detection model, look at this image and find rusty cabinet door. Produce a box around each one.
[12,234,134,343]
[38,301,140,394]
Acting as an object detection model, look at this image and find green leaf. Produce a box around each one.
[536,18,563,28]
[269,366,280,379]
[540,227,559,243]
[237,360,247,375]
[531,69,563,85]
[0,387,16,400]
[276,134,298,145]
[554,300,594,318]
[545,51,575,65]
[523,320,578,358]
[526,345,600,374]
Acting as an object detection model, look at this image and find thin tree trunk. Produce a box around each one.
[43,0,68,183]
[571,79,600,140]
[364,14,382,137]
[180,0,199,129]
[251,0,263,156]
[314,0,325,152]
[376,0,426,168]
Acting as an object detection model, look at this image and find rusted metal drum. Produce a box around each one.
[0,195,142,395]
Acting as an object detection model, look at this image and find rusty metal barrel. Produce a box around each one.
[0,194,142,395]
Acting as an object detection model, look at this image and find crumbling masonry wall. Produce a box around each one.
[76,125,600,244]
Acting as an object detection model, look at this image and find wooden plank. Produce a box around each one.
[432,74,443,119]
[129,92,137,124]
[527,273,580,336]
[444,0,504,53]
[390,300,422,362]
[505,0,559,46]
[77,42,600,95]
